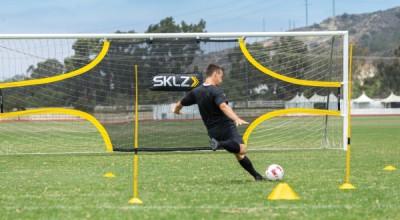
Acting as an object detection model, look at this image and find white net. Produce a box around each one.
[0,33,347,154]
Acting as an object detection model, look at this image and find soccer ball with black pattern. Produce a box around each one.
[265,164,284,181]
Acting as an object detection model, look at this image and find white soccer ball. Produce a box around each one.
[265,164,284,181]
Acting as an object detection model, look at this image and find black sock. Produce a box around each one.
[238,156,262,179]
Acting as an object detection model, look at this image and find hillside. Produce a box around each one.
[299,6,400,56]
[295,6,400,96]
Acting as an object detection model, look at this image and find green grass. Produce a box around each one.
[1,115,343,152]
[0,116,399,219]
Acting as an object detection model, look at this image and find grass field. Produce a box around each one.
[0,116,399,219]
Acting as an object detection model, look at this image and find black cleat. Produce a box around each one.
[255,175,267,181]
[210,138,219,151]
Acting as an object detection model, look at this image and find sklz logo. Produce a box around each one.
[153,76,191,87]
[150,73,202,91]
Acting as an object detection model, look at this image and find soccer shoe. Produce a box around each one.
[210,138,220,151]
[255,175,267,181]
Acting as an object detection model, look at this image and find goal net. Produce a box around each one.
[0,32,348,154]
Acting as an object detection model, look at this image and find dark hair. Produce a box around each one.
[205,64,224,77]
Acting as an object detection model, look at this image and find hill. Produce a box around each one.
[295,7,400,96]
[299,6,400,56]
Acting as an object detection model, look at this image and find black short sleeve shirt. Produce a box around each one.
[181,84,231,129]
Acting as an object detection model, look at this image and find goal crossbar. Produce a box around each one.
[0,31,348,39]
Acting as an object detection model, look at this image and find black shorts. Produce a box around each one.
[207,122,244,145]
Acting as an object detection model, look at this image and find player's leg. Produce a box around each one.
[234,143,246,160]
[218,126,264,180]
[209,125,264,180]
[211,138,264,180]
[235,143,264,180]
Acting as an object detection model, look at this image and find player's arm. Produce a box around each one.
[219,102,249,126]
[173,101,183,115]
[173,90,195,115]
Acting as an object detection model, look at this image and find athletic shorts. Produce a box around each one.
[207,122,244,145]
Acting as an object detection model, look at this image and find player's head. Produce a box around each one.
[206,64,224,86]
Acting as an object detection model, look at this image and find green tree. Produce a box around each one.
[4,18,206,111]
[23,59,67,108]
[27,59,64,79]
[351,45,371,98]
[227,37,310,100]
[363,45,400,97]
[63,39,103,112]
[101,17,206,104]
[227,42,267,101]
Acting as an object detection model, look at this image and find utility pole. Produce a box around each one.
[288,20,296,31]
[305,0,309,27]
[333,0,335,17]
[263,18,266,32]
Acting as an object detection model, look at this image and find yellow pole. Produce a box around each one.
[340,44,356,190]
[129,65,144,203]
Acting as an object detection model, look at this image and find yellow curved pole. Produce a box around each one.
[0,41,110,89]
[238,38,341,88]
[0,108,113,152]
[243,108,341,145]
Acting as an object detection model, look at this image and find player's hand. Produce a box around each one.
[234,118,249,126]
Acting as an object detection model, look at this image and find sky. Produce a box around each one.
[0,0,399,34]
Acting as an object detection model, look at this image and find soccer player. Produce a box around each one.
[173,64,265,181]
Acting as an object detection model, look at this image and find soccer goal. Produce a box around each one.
[0,32,348,154]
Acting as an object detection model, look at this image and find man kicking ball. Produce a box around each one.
[173,64,264,181]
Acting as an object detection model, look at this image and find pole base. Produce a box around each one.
[128,198,143,204]
[339,183,356,190]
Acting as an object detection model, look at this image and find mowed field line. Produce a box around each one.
[1,204,371,211]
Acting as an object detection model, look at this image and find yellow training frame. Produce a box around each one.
[0,40,113,152]
[238,38,343,147]
[243,108,341,146]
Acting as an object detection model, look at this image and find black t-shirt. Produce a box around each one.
[181,84,232,130]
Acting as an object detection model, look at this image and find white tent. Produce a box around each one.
[309,93,326,103]
[381,92,400,108]
[285,93,312,108]
[352,92,374,109]
[328,93,338,103]
[351,92,384,109]
[327,93,339,110]
[309,92,339,110]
